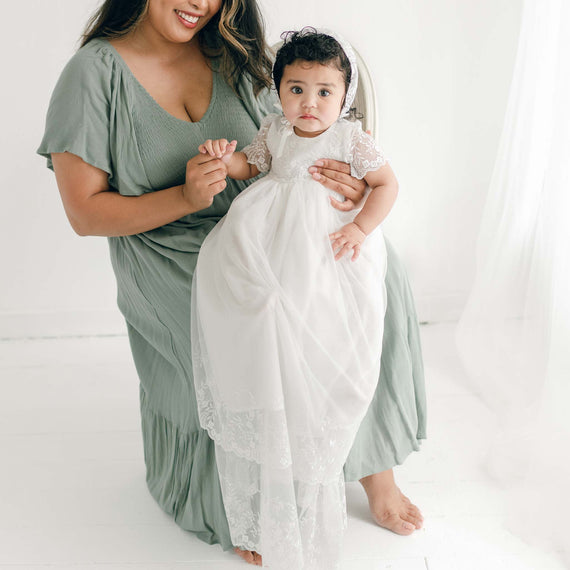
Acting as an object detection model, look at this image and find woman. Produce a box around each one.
[38,0,426,565]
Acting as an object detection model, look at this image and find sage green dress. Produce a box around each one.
[38,38,427,551]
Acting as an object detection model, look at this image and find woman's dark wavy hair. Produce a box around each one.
[272,28,352,95]
[81,0,273,95]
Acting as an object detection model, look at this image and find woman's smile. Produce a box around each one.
[139,0,222,43]
[174,9,201,28]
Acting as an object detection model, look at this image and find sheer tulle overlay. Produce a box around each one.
[191,114,388,569]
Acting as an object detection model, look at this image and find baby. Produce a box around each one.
[192,27,398,570]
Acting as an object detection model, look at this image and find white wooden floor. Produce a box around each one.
[0,324,566,570]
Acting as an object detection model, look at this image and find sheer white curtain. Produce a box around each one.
[456,0,569,562]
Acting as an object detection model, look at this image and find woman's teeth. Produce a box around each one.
[175,10,199,24]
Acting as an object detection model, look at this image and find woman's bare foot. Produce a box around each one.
[234,547,263,566]
[359,468,423,535]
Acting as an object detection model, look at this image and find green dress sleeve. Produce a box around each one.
[37,45,115,175]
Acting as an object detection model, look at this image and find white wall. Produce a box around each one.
[0,0,522,338]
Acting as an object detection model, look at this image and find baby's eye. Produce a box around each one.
[319,89,331,97]
[291,86,302,94]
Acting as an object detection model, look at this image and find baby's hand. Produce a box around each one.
[199,139,237,164]
[329,222,367,261]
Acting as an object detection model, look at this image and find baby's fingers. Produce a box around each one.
[220,140,238,164]
[334,242,353,261]
[199,139,216,156]
[351,244,361,261]
[211,139,227,158]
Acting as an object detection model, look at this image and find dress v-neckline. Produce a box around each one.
[102,39,217,126]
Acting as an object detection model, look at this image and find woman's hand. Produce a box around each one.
[329,222,367,261]
[182,152,229,211]
[308,159,367,211]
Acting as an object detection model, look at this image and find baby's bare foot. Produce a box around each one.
[234,546,263,566]
[360,469,423,535]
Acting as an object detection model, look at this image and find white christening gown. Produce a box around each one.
[191,113,388,570]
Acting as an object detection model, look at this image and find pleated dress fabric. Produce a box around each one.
[37,38,427,551]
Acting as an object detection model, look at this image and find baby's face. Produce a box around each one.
[279,60,346,138]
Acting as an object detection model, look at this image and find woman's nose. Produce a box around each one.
[188,0,207,10]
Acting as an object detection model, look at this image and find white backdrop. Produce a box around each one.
[0,0,522,338]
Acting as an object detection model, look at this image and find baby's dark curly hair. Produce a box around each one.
[272,27,352,96]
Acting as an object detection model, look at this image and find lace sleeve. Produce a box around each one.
[349,123,388,180]
[242,114,276,173]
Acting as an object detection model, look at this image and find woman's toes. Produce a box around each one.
[404,512,423,529]
[377,512,416,535]
[407,505,423,521]
[397,516,416,535]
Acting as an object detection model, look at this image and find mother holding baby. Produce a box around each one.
[38,0,426,565]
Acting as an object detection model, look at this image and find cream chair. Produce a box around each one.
[352,47,378,139]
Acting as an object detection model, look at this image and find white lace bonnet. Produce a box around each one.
[276,27,359,119]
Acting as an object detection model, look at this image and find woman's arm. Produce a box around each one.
[52,151,229,237]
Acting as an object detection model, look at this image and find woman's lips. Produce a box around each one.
[175,9,200,28]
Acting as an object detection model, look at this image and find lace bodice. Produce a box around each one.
[243,113,387,181]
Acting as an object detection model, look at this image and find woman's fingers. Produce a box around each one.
[310,158,356,185]
[329,196,357,212]
[311,167,360,199]
[314,158,351,175]
[196,156,227,176]
[309,158,367,205]
[183,155,228,210]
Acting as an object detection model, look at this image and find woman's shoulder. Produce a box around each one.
[37,39,125,173]
[57,38,120,86]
